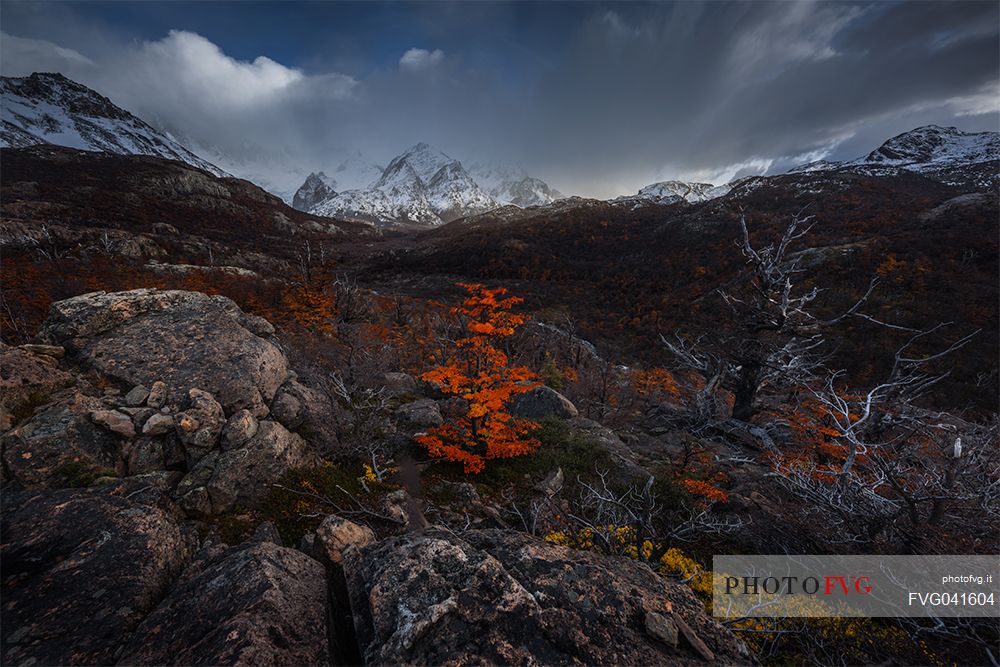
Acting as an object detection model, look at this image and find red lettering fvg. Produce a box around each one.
[823,575,872,595]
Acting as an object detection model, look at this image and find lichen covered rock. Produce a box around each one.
[118,541,329,666]
[344,528,751,666]
[40,289,288,417]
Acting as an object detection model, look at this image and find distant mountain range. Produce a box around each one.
[2,72,996,227]
[620,124,998,208]
[787,125,999,191]
[293,144,565,226]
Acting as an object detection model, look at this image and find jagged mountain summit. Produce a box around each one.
[292,172,337,211]
[289,154,384,210]
[790,125,999,189]
[0,72,226,177]
[306,143,500,226]
[623,125,998,210]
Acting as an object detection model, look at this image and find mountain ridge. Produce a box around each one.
[0,72,226,177]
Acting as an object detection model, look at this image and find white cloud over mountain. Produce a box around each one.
[0,1,996,199]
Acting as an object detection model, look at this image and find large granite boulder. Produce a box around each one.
[0,485,194,666]
[394,398,443,428]
[39,289,288,417]
[510,385,579,420]
[344,529,751,666]
[118,540,330,666]
[1,390,123,488]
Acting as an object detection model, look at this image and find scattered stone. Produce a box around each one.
[314,515,376,567]
[18,343,65,358]
[384,371,417,395]
[394,398,443,427]
[142,412,175,436]
[174,388,225,460]
[220,409,258,449]
[251,521,283,546]
[118,541,329,667]
[123,406,157,429]
[90,409,136,438]
[270,390,303,429]
[645,611,679,648]
[510,385,579,420]
[674,613,717,662]
[175,421,315,516]
[536,467,564,496]
[146,380,168,408]
[124,384,150,406]
[270,380,336,448]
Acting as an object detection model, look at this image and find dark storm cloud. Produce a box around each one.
[1,1,997,197]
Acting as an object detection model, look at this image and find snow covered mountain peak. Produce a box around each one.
[784,124,999,190]
[300,142,563,225]
[292,172,337,211]
[468,160,564,207]
[860,125,998,169]
[637,180,729,203]
[1,72,225,176]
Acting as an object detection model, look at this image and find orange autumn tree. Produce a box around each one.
[416,283,541,473]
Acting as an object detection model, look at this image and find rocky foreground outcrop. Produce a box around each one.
[345,529,750,666]
[39,289,285,416]
[1,289,751,665]
[119,538,330,666]
[1,484,195,666]
[2,289,332,514]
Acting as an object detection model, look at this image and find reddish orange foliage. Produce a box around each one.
[281,279,336,333]
[416,283,541,473]
[631,367,682,399]
[679,479,729,503]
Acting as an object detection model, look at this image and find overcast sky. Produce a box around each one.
[1,1,997,198]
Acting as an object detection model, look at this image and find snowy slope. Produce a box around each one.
[636,180,731,203]
[857,125,998,171]
[787,126,998,189]
[0,72,226,176]
[331,152,383,190]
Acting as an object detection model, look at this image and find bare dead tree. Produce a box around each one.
[319,370,396,465]
[770,327,994,552]
[559,470,744,561]
[664,210,878,424]
[331,273,373,327]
